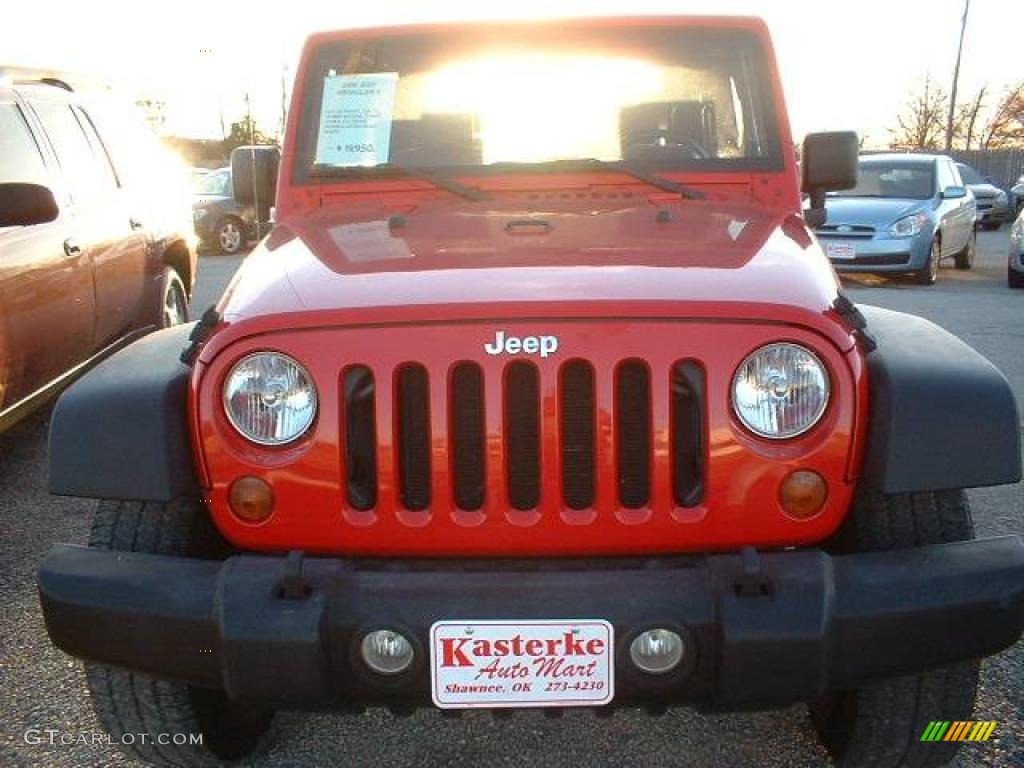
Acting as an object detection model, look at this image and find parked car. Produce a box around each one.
[39,18,1023,768]
[816,153,976,284]
[956,162,1010,230]
[1010,173,1024,217]
[0,77,195,433]
[192,166,256,254]
[1009,206,1024,288]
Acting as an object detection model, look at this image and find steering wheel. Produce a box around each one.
[622,128,710,160]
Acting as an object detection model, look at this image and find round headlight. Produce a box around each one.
[732,343,829,439]
[223,352,317,445]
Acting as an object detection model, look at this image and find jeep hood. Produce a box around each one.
[216,198,845,342]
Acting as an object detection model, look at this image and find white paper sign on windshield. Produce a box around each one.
[315,73,398,167]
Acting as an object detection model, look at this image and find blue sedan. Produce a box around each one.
[816,154,977,285]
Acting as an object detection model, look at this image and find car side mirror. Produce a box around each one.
[801,131,858,228]
[943,186,967,199]
[0,182,59,227]
[231,146,280,224]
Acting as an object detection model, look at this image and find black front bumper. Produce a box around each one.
[38,538,1024,710]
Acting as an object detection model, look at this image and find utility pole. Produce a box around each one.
[945,0,970,151]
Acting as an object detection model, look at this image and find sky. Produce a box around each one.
[1,0,1021,146]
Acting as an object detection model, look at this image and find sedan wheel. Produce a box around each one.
[915,238,940,285]
[217,219,244,255]
[954,231,975,270]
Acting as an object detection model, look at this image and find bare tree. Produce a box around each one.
[955,86,987,150]
[890,77,949,150]
[980,82,1024,149]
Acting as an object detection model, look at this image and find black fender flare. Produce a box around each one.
[48,323,200,501]
[858,305,1022,493]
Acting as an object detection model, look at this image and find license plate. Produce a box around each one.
[826,242,856,260]
[430,619,614,709]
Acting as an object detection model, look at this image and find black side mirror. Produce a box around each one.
[0,183,59,227]
[802,131,858,228]
[231,146,280,224]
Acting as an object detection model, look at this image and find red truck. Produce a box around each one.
[38,17,1023,768]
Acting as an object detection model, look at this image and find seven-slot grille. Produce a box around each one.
[342,359,705,518]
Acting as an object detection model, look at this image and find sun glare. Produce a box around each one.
[420,54,664,163]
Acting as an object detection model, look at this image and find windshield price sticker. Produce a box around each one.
[315,72,398,167]
[430,620,614,709]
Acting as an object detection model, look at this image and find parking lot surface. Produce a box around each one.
[1,231,1021,767]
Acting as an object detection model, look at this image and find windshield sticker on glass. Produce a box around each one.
[315,73,398,167]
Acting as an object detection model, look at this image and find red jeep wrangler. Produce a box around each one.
[39,17,1024,768]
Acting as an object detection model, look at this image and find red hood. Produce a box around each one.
[213,197,850,351]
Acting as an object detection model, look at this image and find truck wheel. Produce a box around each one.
[953,231,975,270]
[159,267,189,329]
[810,490,980,768]
[914,238,940,285]
[85,499,273,767]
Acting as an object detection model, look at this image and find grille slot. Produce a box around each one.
[343,366,377,511]
[616,360,651,509]
[560,361,595,510]
[505,362,541,510]
[451,363,485,511]
[396,364,431,511]
[671,360,706,507]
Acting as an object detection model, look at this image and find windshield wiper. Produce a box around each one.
[311,164,491,202]
[491,158,705,200]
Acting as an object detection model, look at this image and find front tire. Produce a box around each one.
[85,499,273,766]
[810,490,980,768]
[215,217,245,255]
[914,238,940,285]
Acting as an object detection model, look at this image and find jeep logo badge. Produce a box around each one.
[484,331,559,358]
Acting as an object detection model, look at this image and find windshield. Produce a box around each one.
[194,168,231,196]
[831,163,935,200]
[297,25,781,181]
[956,164,984,185]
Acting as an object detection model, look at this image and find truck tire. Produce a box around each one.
[84,499,273,767]
[159,266,189,329]
[810,490,980,768]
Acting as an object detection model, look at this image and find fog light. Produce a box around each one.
[780,470,828,520]
[228,476,274,522]
[630,628,685,674]
[361,630,415,675]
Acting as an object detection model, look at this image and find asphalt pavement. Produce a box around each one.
[1,230,1021,768]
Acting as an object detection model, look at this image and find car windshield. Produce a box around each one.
[830,163,935,200]
[297,25,782,181]
[956,164,984,185]
[194,169,231,196]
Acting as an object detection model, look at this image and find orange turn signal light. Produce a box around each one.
[779,470,827,520]
[229,476,274,523]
